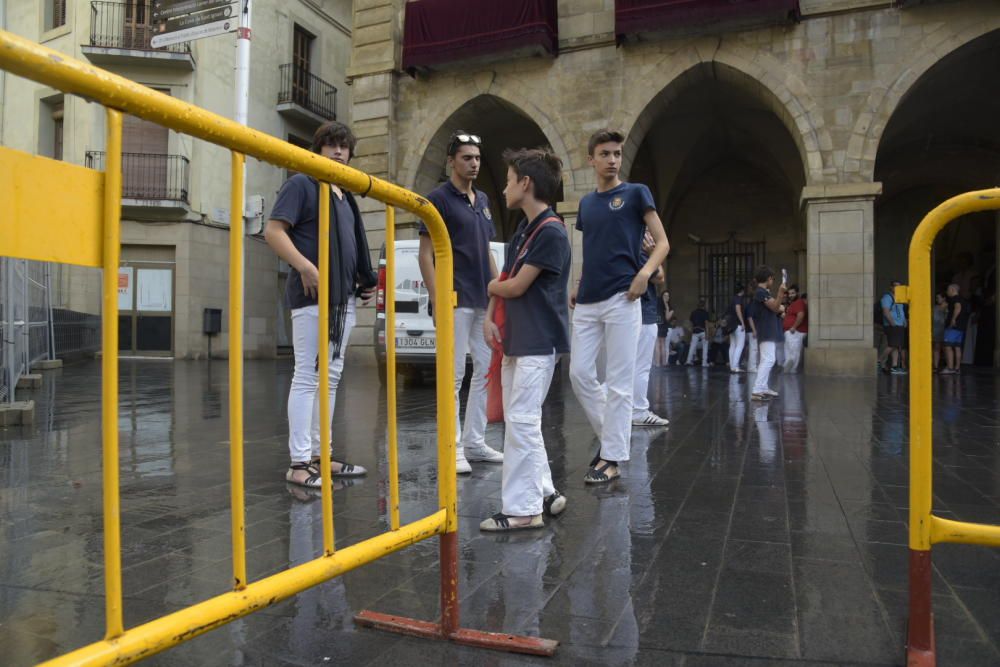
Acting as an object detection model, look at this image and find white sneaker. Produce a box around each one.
[456,452,472,474]
[633,411,669,426]
[763,389,779,397]
[465,444,504,463]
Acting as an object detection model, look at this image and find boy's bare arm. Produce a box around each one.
[489,265,542,299]
[417,234,437,309]
[627,210,669,300]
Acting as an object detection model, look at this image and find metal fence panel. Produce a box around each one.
[1,257,54,403]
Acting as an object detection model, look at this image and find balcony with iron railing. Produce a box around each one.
[86,151,191,215]
[82,1,195,69]
[276,64,338,127]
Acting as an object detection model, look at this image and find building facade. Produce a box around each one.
[348,0,1000,375]
[2,0,353,358]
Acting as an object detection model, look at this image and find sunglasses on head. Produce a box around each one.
[448,133,482,154]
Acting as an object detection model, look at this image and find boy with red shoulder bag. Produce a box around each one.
[479,148,571,532]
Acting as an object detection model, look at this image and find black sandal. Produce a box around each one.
[584,460,619,484]
[479,512,544,532]
[309,456,368,478]
[286,461,322,488]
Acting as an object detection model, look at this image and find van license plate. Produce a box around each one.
[396,336,434,349]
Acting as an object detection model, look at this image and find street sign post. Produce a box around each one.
[150,0,239,49]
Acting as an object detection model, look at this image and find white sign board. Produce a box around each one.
[137,269,173,312]
[150,1,239,48]
[118,267,134,311]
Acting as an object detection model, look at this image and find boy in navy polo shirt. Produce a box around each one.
[570,130,670,484]
[749,266,787,401]
[480,148,570,531]
[418,131,503,474]
[264,121,375,488]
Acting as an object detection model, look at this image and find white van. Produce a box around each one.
[373,240,505,384]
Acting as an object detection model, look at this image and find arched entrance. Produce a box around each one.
[626,64,806,320]
[411,94,563,241]
[874,29,1000,367]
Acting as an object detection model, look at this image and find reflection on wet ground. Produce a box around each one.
[1,359,999,666]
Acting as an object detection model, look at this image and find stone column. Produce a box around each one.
[801,183,882,376]
[346,0,403,357]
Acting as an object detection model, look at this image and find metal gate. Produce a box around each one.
[696,233,765,316]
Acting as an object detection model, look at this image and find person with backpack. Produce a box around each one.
[880,279,908,375]
[480,148,570,531]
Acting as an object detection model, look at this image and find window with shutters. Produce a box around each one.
[48,0,67,30]
[292,25,314,108]
[39,96,65,160]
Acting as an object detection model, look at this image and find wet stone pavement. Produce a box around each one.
[1,358,999,667]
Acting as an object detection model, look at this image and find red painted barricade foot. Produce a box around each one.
[906,548,935,667]
[354,611,559,657]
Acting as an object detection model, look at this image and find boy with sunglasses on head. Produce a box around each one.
[570,129,670,484]
[479,148,570,532]
[418,131,503,474]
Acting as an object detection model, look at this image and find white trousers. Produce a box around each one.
[729,325,746,371]
[748,334,759,372]
[453,307,491,451]
[632,324,658,418]
[288,300,356,463]
[501,354,557,516]
[686,331,709,365]
[570,293,641,462]
[783,330,804,373]
[752,340,776,394]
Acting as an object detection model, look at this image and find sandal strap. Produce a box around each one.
[290,462,322,485]
[490,512,511,529]
[587,461,616,481]
[543,492,562,513]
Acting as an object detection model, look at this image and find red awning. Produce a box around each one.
[402,0,558,72]
[616,0,800,40]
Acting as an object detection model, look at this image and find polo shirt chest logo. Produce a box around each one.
[609,196,625,211]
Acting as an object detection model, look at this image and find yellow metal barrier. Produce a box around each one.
[898,188,1000,667]
[0,28,556,665]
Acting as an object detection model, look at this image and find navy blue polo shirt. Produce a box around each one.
[751,287,783,342]
[690,308,710,332]
[419,181,496,309]
[640,284,659,325]
[269,173,359,310]
[501,209,571,357]
[575,182,655,304]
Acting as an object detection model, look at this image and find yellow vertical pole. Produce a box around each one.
[318,182,335,555]
[385,206,400,531]
[228,152,247,590]
[102,108,124,639]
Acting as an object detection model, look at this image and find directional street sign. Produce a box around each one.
[150,0,240,48]
[151,0,232,21]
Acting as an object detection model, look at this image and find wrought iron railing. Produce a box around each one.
[89,1,191,54]
[277,63,337,121]
[86,151,190,203]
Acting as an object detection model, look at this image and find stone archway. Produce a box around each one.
[623,61,808,321]
[873,28,1000,367]
[402,93,573,240]
[619,52,829,186]
[854,22,1000,183]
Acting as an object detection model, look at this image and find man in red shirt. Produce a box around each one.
[782,284,807,373]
